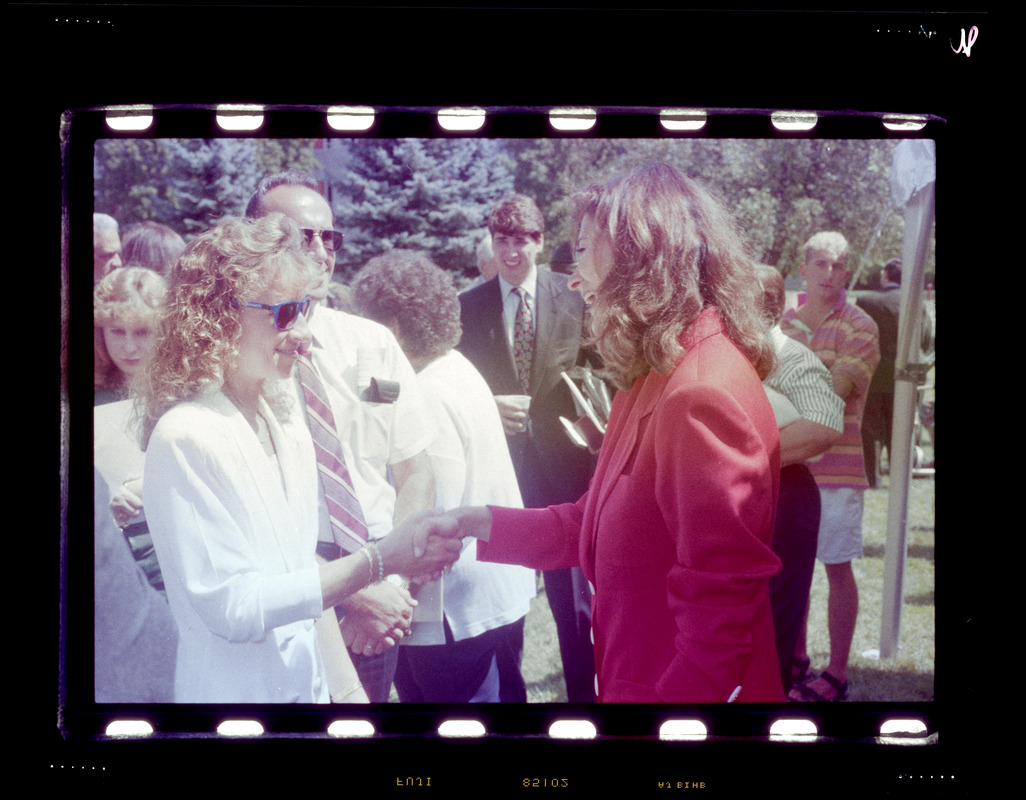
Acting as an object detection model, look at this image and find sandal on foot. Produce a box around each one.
[790,656,811,686]
[787,671,849,702]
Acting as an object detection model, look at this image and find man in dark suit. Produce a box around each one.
[855,258,933,487]
[458,193,597,702]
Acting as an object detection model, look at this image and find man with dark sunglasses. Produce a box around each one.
[242,171,438,702]
[245,171,342,305]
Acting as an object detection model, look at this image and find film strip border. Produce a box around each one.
[81,104,942,137]
[63,105,947,749]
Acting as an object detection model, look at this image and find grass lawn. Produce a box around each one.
[803,465,935,702]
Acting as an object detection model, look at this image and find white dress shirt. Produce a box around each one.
[294,306,435,542]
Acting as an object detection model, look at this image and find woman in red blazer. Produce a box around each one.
[444,164,784,703]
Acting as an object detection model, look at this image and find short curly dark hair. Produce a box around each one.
[351,250,462,362]
[487,193,544,241]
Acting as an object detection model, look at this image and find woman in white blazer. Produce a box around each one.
[140,214,460,703]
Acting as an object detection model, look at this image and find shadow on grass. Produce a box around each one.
[904,589,936,606]
[792,664,934,703]
[846,663,935,702]
[525,672,568,703]
[863,542,935,560]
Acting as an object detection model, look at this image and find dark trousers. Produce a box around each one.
[495,615,527,702]
[351,645,399,703]
[394,617,526,703]
[861,390,894,488]
[768,464,821,693]
[543,567,597,702]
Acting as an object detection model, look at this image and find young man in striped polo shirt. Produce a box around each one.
[780,232,880,702]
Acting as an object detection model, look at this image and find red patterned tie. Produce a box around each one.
[512,287,534,393]
[296,355,369,555]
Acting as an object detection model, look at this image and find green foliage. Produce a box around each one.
[328,138,514,282]
[93,136,934,283]
[254,139,321,178]
[502,138,921,279]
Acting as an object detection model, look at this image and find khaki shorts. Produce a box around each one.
[815,487,865,564]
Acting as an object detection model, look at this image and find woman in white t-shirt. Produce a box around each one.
[352,249,536,702]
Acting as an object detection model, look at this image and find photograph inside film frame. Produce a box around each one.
[89,134,936,713]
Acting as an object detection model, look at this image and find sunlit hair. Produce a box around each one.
[487,193,544,241]
[94,266,168,392]
[803,231,849,263]
[351,250,461,362]
[570,163,775,389]
[139,213,320,447]
[754,264,786,326]
[94,213,119,236]
[121,221,186,276]
[245,169,322,218]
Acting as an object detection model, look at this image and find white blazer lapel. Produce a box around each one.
[257,394,319,573]
[209,391,312,575]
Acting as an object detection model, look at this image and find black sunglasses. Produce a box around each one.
[235,296,312,331]
[300,228,344,253]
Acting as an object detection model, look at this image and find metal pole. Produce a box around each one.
[880,180,935,658]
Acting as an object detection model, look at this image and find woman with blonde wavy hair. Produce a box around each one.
[139,213,459,703]
[441,163,785,703]
[94,266,167,405]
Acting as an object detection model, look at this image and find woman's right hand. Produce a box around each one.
[110,475,144,527]
[376,510,462,580]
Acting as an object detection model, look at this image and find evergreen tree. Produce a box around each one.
[94,138,261,236]
[328,138,514,282]
[255,139,321,180]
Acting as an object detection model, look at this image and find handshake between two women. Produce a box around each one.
[319,507,494,610]
[381,507,493,583]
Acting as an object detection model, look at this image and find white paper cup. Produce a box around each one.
[495,394,532,412]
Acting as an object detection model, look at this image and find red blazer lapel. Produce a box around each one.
[582,370,669,569]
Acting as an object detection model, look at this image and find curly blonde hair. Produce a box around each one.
[139,213,320,447]
[94,266,168,392]
[571,163,775,389]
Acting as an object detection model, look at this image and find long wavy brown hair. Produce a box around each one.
[571,163,775,389]
[138,213,319,448]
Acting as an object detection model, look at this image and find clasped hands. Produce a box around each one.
[341,509,491,656]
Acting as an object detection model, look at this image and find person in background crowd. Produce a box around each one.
[782,232,880,703]
[476,232,501,283]
[548,241,575,275]
[94,213,123,284]
[94,267,169,595]
[140,213,458,703]
[855,257,934,487]
[121,221,187,277]
[352,250,536,702]
[756,264,845,694]
[94,266,167,405]
[94,469,178,703]
[439,164,784,703]
[458,192,598,702]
